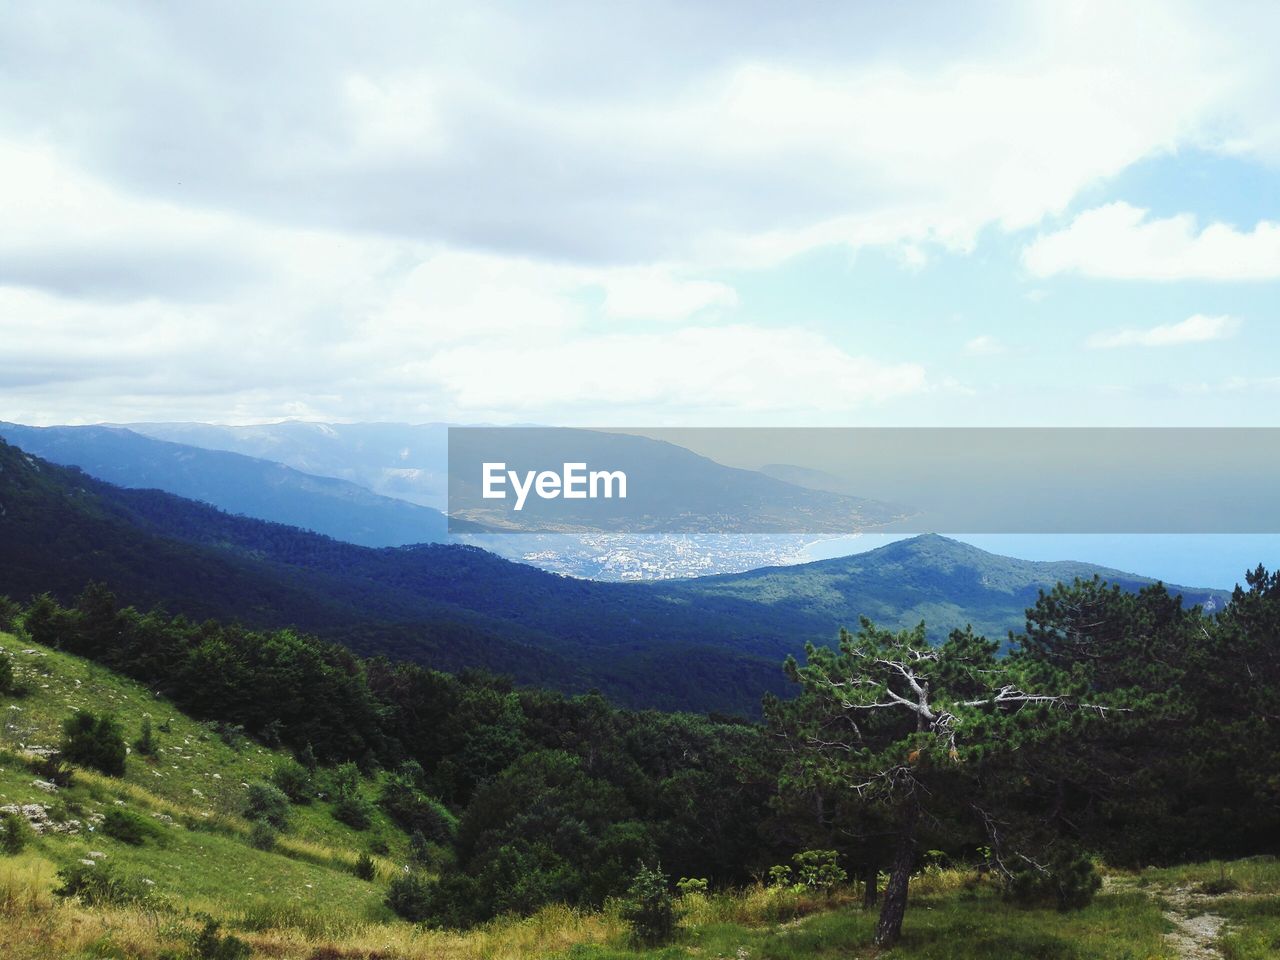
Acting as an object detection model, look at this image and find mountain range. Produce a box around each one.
[0,422,455,547]
[0,433,1230,715]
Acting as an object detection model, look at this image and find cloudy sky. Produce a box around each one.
[2,0,1278,426]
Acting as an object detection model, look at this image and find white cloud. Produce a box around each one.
[2,1,1271,268]
[2,1,1278,424]
[964,335,1008,356]
[419,326,926,417]
[374,251,587,346]
[1086,314,1241,349]
[598,268,737,322]
[1024,202,1280,280]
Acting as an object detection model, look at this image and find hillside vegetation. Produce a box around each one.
[6,626,1280,959]
[0,439,1228,715]
[2,556,1280,956]
[0,422,454,547]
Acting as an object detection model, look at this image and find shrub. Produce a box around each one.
[0,651,13,695]
[191,918,251,960]
[102,808,164,846]
[248,820,278,851]
[329,763,373,830]
[767,864,793,887]
[215,722,247,751]
[676,877,708,897]
[1,809,32,855]
[620,862,675,946]
[793,849,847,894]
[353,851,376,881]
[134,716,157,757]
[61,710,127,777]
[296,743,318,772]
[408,829,432,864]
[244,781,291,831]
[260,719,284,748]
[0,595,21,634]
[413,871,483,928]
[1005,848,1101,911]
[386,870,435,923]
[270,759,313,804]
[333,792,373,830]
[380,761,457,843]
[30,753,75,788]
[55,860,155,906]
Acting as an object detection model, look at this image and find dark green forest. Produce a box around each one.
[0,438,1228,716]
[4,563,1279,944]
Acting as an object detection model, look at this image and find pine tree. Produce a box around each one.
[768,619,1112,947]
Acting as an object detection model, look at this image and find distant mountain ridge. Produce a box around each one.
[0,422,456,547]
[666,533,1230,641]
[0,437,1231,714]
[127,420,453,508]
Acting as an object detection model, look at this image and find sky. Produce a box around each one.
[2,0,1279,428]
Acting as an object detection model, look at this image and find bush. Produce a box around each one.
[61,710,127,777]
[1197,876,1239,895]
[248,820,278,851]
[0,595,21,634]
[620,862,675,946]
[408,829,432,864]
[215,722,247,751]
[191,918,251,960]
[793,849,847,894]
[676,877,708,897]
[386,870,435,923]
[134,716,157,757]
[0,651,13,695]
[270,759,313,804]
[353,851,376,881]
[30,753,75,788]
[102,808,165,846]
[1005,848,1102,911]
[244,781,291,831]
[333,792,373,830]
[767,864,793,887]
[55,860,156,906]
[380,762,457,842]
[1,809,32,855]
[330,763,373,829]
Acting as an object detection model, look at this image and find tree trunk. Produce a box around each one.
[862,861,879,909]
[874,800,919,948]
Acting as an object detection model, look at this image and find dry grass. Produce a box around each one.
[0,866,621,960]
[677,882,865,928]
[0,853,56,916]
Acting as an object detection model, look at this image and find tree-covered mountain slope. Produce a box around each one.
[0,439,787,712]
[0,438,1228,713]
[663,533,1230,642]
[0,421,455,547]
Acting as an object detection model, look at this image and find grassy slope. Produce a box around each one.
[0,631,401,928]
[3,629,1276,959]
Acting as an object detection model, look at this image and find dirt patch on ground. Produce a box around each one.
[1106,876,1228,959]
[1159,885,1227,960]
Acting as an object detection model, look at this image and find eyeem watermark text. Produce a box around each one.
[482,462,627,511]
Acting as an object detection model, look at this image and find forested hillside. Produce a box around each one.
[2,559,1279,954]
[0,439,1230,715]
[0,421,456,547]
